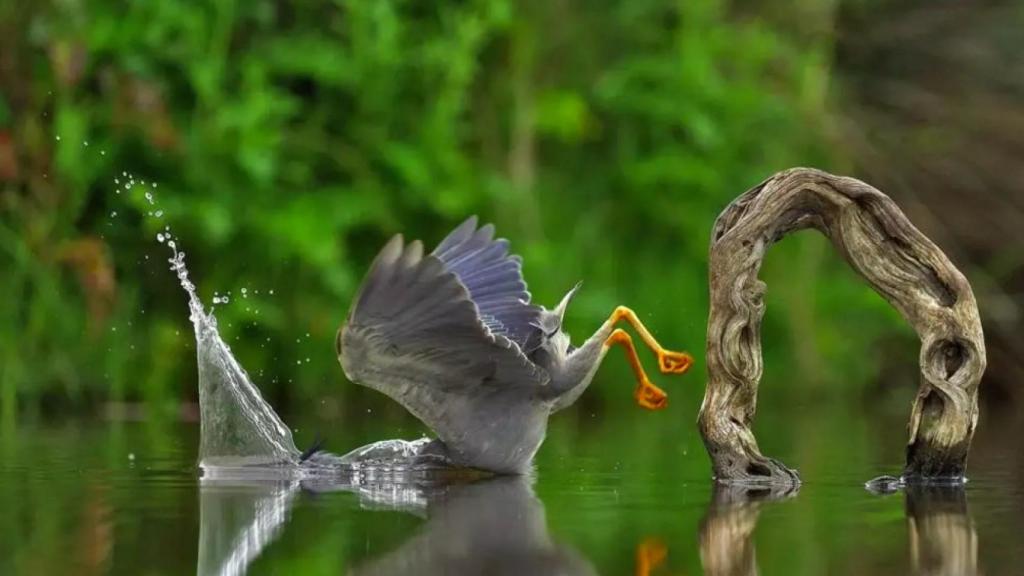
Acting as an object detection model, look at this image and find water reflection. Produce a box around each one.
[698,484,798,576]
[905,486,978,576]
[197,473,594,576]
[694,483,980,576]
[352,476,595,576]
[198,477,298,576]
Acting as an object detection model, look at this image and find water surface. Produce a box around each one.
[1,395,1020,575]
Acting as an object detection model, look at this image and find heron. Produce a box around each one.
[337,216,693,473]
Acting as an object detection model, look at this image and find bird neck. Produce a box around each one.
[547,320,617,412]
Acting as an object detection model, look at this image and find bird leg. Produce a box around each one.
[609,306,694,374]
[605,329,668,410]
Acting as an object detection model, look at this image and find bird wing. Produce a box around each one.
[339,234,549,415]
[431,216,542,352]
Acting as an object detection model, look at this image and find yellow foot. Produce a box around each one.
[635,537,668,576]
[634,379,668,411]
[657,350,693,374]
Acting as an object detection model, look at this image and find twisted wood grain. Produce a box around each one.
[700,168,986,486]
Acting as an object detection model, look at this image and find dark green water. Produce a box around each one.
[0,389,1021,575]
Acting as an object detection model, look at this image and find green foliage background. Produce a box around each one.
[0,0,910,426]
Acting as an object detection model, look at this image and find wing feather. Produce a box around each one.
[339,234,548,409]
[431,217,541,349]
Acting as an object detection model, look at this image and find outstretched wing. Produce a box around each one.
[338,234,549,430]
[432,216,542,351]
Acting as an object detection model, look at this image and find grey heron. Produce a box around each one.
[337,217,692,473]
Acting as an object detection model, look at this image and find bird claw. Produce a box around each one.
[658,350,693,374]
[635,380,668,410]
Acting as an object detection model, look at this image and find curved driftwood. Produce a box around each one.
[699,168,986,486]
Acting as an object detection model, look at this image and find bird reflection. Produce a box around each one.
[698,484,798,576]
[352,476,595,576]
[905,485,979,576]
[197,471,594,576]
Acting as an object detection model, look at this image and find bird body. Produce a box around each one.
[338,217,691,473]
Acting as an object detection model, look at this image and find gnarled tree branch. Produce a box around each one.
[699,168,986,486]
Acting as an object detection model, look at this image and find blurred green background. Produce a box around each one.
[1,0,1023,438]
[3,1,1024,575]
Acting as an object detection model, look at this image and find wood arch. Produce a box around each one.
[700,168,986,486]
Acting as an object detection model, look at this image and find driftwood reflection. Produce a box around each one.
[698,484,797,576]
[905,486,979,576]
[197,472,593,576]
[696,481,798,569]
[696,483,980,576]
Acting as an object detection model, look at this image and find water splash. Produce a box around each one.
[166,236,443,473]
[139,174,449,473]
[167,242,300,468]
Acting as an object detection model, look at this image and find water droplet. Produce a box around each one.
[145,192,154,204]
[55,135,61,141]
[157,233,166,243]
[100,150,106,156]
[110,211,117,217]
[83,140,89,147]
[168,240,176,250]
[154,210,164,218]
[269,289,275,295]
[241,288,248,297]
